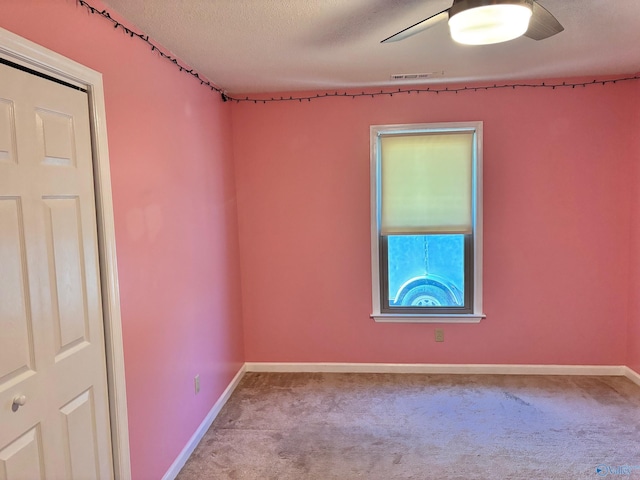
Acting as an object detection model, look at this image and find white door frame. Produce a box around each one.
[0,27,131,480]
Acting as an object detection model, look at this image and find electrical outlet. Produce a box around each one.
[435,329,444,342]
[194,374,200,394]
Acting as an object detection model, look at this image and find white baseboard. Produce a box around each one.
[162,365,246,480]
[623,366,640,386]
[244,362,627,376]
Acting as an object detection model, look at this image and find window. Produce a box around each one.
[370,122,484,323]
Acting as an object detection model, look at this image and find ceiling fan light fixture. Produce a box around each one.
[448,1,533,45]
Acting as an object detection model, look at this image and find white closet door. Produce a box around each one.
[0,62,113,480]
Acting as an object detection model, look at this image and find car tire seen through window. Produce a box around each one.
[400,284,453,307]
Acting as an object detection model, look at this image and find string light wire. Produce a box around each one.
[77,0,225,95]
[232,77,640,104]
[77,0,639,105]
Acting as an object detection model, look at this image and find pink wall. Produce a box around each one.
[232,80,637,366]
[2,0,640,477]
[627,83,640,376]
[1,2,244,479]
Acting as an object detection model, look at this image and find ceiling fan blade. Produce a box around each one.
[524,1,564,40]
[381,9,449,43]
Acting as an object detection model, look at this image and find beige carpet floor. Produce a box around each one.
[176,373,640,480]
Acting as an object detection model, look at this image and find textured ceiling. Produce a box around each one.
[100,0,640,94]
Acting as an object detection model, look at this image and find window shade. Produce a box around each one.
[381,132,473,235]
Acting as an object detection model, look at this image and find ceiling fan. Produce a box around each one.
[381,0,564,46]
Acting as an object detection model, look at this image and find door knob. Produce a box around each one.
[12,395,27,408]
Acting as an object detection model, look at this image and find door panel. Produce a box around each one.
[0,426,45,480]
[0,197,35,386]
[0,98,16,164]
[43,196,90,356]
[60,389,100,479]
[0,62,113,479]
[35,108,75,167]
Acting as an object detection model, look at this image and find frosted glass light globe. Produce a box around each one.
[449,4,532,45]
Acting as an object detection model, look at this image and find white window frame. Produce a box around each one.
[370,122,485,323]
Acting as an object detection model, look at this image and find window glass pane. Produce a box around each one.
[387,235,464,307]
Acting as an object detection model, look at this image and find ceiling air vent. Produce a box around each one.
[390,71,443,80]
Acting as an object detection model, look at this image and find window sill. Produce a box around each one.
[371,313,486,324]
